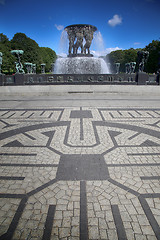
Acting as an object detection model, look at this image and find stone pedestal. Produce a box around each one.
[136,72,148,85]
[156,73,160,85]
[15,74,25,85]
[0,74,4,86]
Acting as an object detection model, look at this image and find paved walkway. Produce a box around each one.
[0,92,160,240]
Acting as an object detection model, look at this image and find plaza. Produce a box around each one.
[0,88,160,240]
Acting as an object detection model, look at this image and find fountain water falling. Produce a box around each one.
[54,24,110,74]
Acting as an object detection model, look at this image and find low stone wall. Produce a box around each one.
[0,73,159,86]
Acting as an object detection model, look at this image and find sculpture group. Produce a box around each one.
[115,51,149,75]
[65,24,97,56]
[125,62,136,74]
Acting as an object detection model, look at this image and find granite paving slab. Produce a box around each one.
[0,106,160,240]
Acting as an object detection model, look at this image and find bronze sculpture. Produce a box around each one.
[125,62,136,74]
[65,24,97,57]
[67,27,76,55]
[83,26,94,55]
[115,63,120,74]
[74,27,84,55]
[11,50,25,74]
[0,52,2,74]
[137,51,149,72]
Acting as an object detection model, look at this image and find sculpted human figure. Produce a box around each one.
[0,52,2,74]
[32,64,36,74]
[130,62,136,73]
[11,50,25,74]
[115,63,120,74]
[158,51,160,73]
[125,63,130,74]
[67,28,76,55]
[41,63,46,74]
[25,62,32,74]
[15,61,24,73]
[137,51,149,72]
[74,27,84,55]
[15,52,25,74]
[84,27,94,55]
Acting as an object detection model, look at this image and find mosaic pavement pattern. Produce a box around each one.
[0,107,160,240]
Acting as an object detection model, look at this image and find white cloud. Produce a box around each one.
[55,24,64,31]
[91,47,122,57]
[108,14,122,27]
[0,0,5,5]
[134,42,141,45]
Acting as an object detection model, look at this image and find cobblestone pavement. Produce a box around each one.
[0,105,160,240]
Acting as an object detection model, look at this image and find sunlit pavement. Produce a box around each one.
[0,92,160,240]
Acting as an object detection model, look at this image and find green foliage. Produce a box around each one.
[0,33,15,74]
[0,33,9,43]
[0,32,57,74]
[11,33,40,73]
[39,47,57,72]
[145,40,160,73]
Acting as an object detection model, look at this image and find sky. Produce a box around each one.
[0,0,160,56]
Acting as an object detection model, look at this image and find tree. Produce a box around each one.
[10,33,57,73]
[11,33,41,72]
[145,40,160,73]
[0,33,9,43]
[0,33,15,74]
[39,47,56,72]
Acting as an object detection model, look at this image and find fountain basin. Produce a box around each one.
[54,57,109,74]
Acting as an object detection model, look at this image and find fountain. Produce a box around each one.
[54,24,110,74]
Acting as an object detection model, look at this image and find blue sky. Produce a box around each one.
[0,0,160,56]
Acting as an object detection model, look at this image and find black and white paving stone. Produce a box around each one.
[0,107,160,240]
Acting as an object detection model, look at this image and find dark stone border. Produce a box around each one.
[42,205,56,240]
[0,163,58,167]
[140,176,160,180]
[80,181,88,240]
[0,176,25,180]
[111,205,127,240]
[0,153,37,156]
[0,73,159,86]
